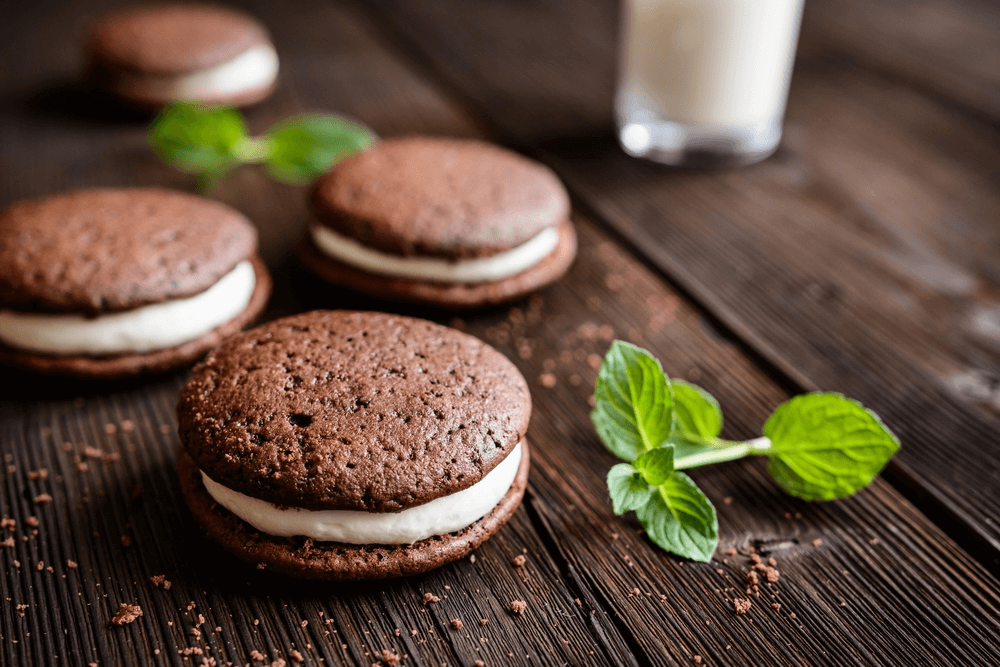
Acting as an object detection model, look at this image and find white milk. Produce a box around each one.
[616,0,804,163]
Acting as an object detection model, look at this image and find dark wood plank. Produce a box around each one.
[357,0,1000,563]
[2,0,1000,666]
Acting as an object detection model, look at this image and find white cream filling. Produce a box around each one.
[310,223,560,283]
[201,442,524,545]
[116,43,279,102]
[0,260,256,355]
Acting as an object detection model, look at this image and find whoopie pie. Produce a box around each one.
[86,3,279,108]
[0,188,271,378]
[299,136,577,309]
[177,310,531,580]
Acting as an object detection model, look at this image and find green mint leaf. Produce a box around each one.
[763,393,900,501]
[590,340,674,462]
[606,464,653,515]
[265,115,377,185]
[632,445,674,486]
[672,380,723,439]
[149,102,247,174]
[636,472,718,562]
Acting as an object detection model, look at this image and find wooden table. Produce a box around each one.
[2,0,999,664]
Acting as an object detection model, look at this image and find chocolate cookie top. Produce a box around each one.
[88,3,271,75]
[310,137,570,259]
[178,310,531,512]
[0,188,258,315]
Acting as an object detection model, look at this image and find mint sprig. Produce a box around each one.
[592,340,900,562]
[149,102,377,192]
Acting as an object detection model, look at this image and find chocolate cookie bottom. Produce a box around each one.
[298,220,577,310]
[0,255,271,378]
[177,441,530,581]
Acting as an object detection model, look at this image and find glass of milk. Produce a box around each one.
[615,0,806,167]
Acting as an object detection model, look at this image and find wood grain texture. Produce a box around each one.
[2,0,1000,665]
[357,0,1000,563]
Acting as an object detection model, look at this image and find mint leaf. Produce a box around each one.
[672,380,722,439]
[633,446,674,485]
[763,393,900,501]
[607,464,654,514]
[265,115,377,185]
[149,102,246,174]
[591,340,674,461]
[636,472,718,562]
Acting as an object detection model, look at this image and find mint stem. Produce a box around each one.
[674,436,772,469]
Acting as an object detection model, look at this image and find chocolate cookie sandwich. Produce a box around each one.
[299,137,577,309]
[177,310,531,580]
[0,188,271,378]
[87,3,279,108]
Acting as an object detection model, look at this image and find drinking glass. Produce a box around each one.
[615,0,806,167]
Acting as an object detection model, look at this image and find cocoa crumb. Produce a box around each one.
[771,603,781,611]
[104,423,116,434]
[0,537,13,548]
[422,593,439,604]
[790,612,796,619]
[475,661,485,667]
[733,598,752,615]
[27,469,48,480]
[1,518,14,530]
[271,659,285,667]
[725,548,736,556]
[77,462,89,473]
[300,620,308,628]
[812,538,823,547]
[36,560,44,571]
[120,535,131,548]
[121,420,134,432]
[450,619,463,630]
[870,538,879,545]
[746,571,759,585]
[510,600,527,615]
[150,575,171,589]
[33,493,52,504]
[611,533,619,540]
[186,601,196,611]
[111,603,143,625]
[26,516,39,527]
[750,553,761,564]
[479,618,488,626]
[379,649,399,666]
[513,555,526,567]
[764,567,780,583]
[693,656,702,664]
[768,557,777,567]
[12,560,19,568]
[190,627,201,637]
[722,497,732,505]
[469,554,476,563]
[251,650,266,661]
[290,650,304,663]
[84,447,103,459]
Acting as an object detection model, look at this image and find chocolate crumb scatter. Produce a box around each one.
[733,598,752,615]
[0,537,13,548]
[746,571,759,585]
[772,603,781,611]
[1,518,14,530]
[150,574,172,589]
[290,650,304,663]
[764,567,780,583]
[450,619,463,630]
[511,600,527,615]
[33,493,52,504]
[251,650,266,661]
[750,553,761,564]
[111,603,143,625]
[422,592,439,604]
[379,649,399,666]
[513,555,526,567]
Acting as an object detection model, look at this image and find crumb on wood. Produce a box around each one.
[693,656,702,664]
[150,574,171,590]
[450,619,463,630]
[813,538,823,547]
[251,650,266,661]
[33,493,52,504]
[290,649,305,663]
[513,555,526,567]
[422,592,439,604]
[120,535,131,548]
[510,600,527,615]
[722,497,732,504]
[733,598,752,615]
[111,603,143,625]
[539,373,557,388]
[479,618,488,626]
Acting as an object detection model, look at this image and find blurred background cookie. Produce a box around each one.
[299,136,577,309]
[86,3,279,108]
[0,188,271,377]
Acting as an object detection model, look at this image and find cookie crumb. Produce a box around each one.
[733,598,752,615]
[84,447,103,459]
[150,575,171,589]
[722,497,732,505]
[510,600,527,615]
[475,661,485,667]
[104,423,117,434]
[26,516,39,528]
[0,537,14,548]
[469,554,476,563]
[379,650,399,666]
[111,603,143,625]
[513,555,526,567]
[450,619,463,630]
[290,650,304,663]
[790,612,796,619]
[36,560,45,571]
[67,560,78,568]
[539,373,557,388]
[479,618,488,626]
[693,656,702,664]
[771,603,781,611]
[251,650,266,661]
[300,620,308,628]
[422,592,439,604]
[33,493,53,504]
[611,533,618,540]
